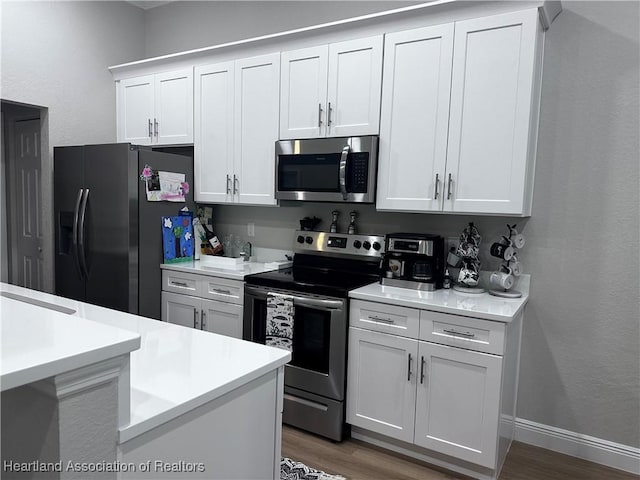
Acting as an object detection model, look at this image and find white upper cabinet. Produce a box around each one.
[194,53,280,205]
[445,9,541,215]
[378,8,543,216]
[376,24,454,212]
[279,36,383,139]
[194,62,235,203]
[117,68,193,146]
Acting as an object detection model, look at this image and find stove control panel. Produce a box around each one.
[294,230,385,258]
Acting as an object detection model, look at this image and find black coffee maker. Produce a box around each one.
[380,233,445,291]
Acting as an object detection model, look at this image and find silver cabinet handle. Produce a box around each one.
[328,102,333,126]
[171,281,188,287]
[201,309,206,330]
[72,189,84,278]
[420,356,426,384]
[78,189,90,280]
[193,308,198,329]
[233,175,238,195]
[148,119,153,138]
[154,118,158,137]
[318,103,323,127]
[434,173,440,200]
[447,173,453,200]
[226,174,231,194]
[339,144,350,201]
[211,288,232,295]
[407,353,413,382]
[368,315,394,324]
[443,328,476,338]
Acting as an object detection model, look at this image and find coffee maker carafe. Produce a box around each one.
[380,233,444,291]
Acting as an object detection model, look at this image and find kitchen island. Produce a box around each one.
[0,283,290,479]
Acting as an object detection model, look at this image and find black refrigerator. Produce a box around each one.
[54,143,194,319]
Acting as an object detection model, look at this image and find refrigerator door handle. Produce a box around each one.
[72,189,84,279]
[78,188,90,280]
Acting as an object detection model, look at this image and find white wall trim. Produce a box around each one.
[515,418,640,475]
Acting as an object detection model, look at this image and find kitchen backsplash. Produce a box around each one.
[202,202,530,274]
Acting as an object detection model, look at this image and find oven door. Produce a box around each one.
[243,285,347,401]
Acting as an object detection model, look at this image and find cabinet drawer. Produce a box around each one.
[201,276,244,305]
[162,270,201,296]
[419,311,505,355]
[350,300,419,338]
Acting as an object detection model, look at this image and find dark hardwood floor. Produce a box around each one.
[282,426,639,480]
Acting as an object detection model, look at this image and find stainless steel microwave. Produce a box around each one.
[275,136,378,203]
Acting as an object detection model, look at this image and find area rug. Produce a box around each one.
[280,457,346,480]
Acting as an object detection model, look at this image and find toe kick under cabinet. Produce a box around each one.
[347,300,523,479]
[161,270,243,339]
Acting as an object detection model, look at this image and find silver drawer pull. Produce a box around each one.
[368,315,394,324]
[443,328,476,338]
[407,353,413,382]
[172,281,189,287]
[211,288,232,295]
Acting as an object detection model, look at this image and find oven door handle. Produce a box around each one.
[245,285,343,310]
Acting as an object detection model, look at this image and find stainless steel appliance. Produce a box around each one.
[381,233,445,291]
[275,136,378,203]
[243,230,385,441]
[54,143,194,319]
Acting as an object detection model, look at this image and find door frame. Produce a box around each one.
[1,100,50,291]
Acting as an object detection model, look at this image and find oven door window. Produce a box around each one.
[291,306,331,374]
[277,154,341,192]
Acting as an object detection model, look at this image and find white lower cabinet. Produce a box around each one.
[161,270,243,339]
[347,299,521,476]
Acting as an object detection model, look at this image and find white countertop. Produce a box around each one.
[0,283,291,443]
[0,291,140,392]
[161,259,291,280]
[349,276,530,322]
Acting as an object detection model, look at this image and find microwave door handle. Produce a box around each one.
[339,145,350,200]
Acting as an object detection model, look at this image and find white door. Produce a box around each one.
[194,62,235,203]
[201,298,243,339]
[280,45,328,139]
[14,119,43,291]
[414,341,502,469]
[376,24,454,212]
[155,68,194,145]
[161,291,201,329]
[118,75,154,145]
[326,36,383,137]
[234,53,280,205]
[445,9,538,214]
[346,327,418,443]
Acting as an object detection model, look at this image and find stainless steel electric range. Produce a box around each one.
[243,230,385,441]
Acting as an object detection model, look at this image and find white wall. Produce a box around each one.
[140,1,640,450]
[0,0,145,292]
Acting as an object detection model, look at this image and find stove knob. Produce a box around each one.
[373,241,381,251]
[305,236,313,245]
[297,235,305,244]
[363,241,371,250]
[353,240,362,249]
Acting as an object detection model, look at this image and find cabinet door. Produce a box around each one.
[194,63,235,203]
[327,36,383,137]
[280,45,328,139]
[346,327,418,443]
[161,291,200,329]
[445,9,539,214]
[155,69,194,145]
[414,341,502,469]
[234,53,280,205]
[201,298,243,339]
[118,75,154,145]
[376,25,453,212]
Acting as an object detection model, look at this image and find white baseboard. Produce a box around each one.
[514,417,640,475]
